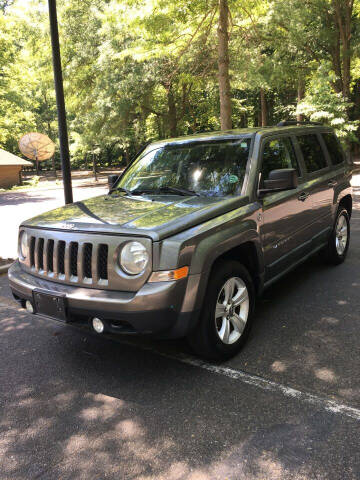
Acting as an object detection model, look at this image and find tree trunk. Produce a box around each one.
[52,156,57,178]
[106,146,112,166]
[92,153,97,181]
[154,115,162,138]
[333,0,353,100]
[296,78,305,123]
[218,0,232,130]
[330,20,343,94]
[352,79,360,156]
[342,2,351,100]
[260,88,267,127]
[124,149,130,166]
[167,86,177,137]
[240,114,247,128]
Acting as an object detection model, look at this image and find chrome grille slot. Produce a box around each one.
[58,241,66,275]
[37,238,44,271]
[47,240,54,272]
[98,244,108,280]
[83,243,93,279]
[70,242,79,277]
[30,237,36,267]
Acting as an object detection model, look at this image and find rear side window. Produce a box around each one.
[297,134,328,173]
[261,137,300,181]
[322,133,344,165]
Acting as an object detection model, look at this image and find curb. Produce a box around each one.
[0,262,14,275]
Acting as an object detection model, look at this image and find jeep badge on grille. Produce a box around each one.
[58,223,76,230]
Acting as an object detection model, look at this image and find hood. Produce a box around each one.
[23,193,249,241]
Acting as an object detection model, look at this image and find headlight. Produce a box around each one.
[119,241,149,275]
[19,230,28,260]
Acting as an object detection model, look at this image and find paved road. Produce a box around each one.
[0,186,359,479]
[0,181,107,259]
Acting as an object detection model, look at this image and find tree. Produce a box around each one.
[1,0,360,163]
[218,0,232,129]
[0,0,14,13]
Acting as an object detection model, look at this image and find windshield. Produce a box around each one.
[117,138,252,197]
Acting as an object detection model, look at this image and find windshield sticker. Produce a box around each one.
[229,174,239,183]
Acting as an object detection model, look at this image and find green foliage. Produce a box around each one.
[0,0,360,165]
[297,63,359,142]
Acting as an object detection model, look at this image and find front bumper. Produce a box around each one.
[8,261,195,337]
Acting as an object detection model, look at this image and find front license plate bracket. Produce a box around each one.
[33,290,68,322]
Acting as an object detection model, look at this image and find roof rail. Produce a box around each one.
[276,120,322,127]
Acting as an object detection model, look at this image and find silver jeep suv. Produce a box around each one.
[9,122,353,360]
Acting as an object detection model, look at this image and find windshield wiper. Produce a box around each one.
[130,188,155,195]
[130,186,200,197]
[108,186,132,196]
[157,186,200,196]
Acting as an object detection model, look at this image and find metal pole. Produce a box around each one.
[48,0,73,204]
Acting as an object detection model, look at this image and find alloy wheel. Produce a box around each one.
[335,213,348,255]
[215,277,249,345]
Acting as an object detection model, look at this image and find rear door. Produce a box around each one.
[321,131,347,215]
[259,135,313,280]
[294,133,333,242]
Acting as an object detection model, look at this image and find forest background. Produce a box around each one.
[0,0,359,170]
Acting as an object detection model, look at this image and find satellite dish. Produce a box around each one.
[19,132,55,175]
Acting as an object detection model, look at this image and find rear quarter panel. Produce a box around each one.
[333,165,353,215]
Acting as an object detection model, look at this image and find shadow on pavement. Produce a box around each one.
[226,191,360,407]
[0,192,53,206]
[0,301,359,479]
[0,187,359,479]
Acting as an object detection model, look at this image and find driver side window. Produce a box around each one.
[261,137,300,185]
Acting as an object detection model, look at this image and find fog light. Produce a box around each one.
[92,317,105,334]
[25,300,34,314]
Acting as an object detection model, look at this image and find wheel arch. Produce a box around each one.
[209,241,262,293]
[338,194,352,218]
[189,234,264,316]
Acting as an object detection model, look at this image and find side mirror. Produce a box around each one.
[108,174,119,191]
[258,168,298,197]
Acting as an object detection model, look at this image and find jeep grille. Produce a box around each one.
[19,228,152,292]
[29,234,109,285]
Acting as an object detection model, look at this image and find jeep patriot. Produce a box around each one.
[9,122,353,360]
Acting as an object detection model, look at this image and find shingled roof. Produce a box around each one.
[0,149,33,167]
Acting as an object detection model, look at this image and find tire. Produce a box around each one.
[187,261,255,361]
[320,208,350,265]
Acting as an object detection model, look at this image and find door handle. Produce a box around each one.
[328,180,338,187]
[298,192,309,202]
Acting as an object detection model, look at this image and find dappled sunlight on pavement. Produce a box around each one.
[0,284,359,479]
[0,171,359,479]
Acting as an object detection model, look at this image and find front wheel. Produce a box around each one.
[187,261,255,361]
[321,208,350,265]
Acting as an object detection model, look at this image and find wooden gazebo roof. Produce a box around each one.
[0,149,33,167]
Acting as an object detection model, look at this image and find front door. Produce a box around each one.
[259,136,313,281]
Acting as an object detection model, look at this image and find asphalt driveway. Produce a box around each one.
[0,176,107,259]
[0,184,359,479]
